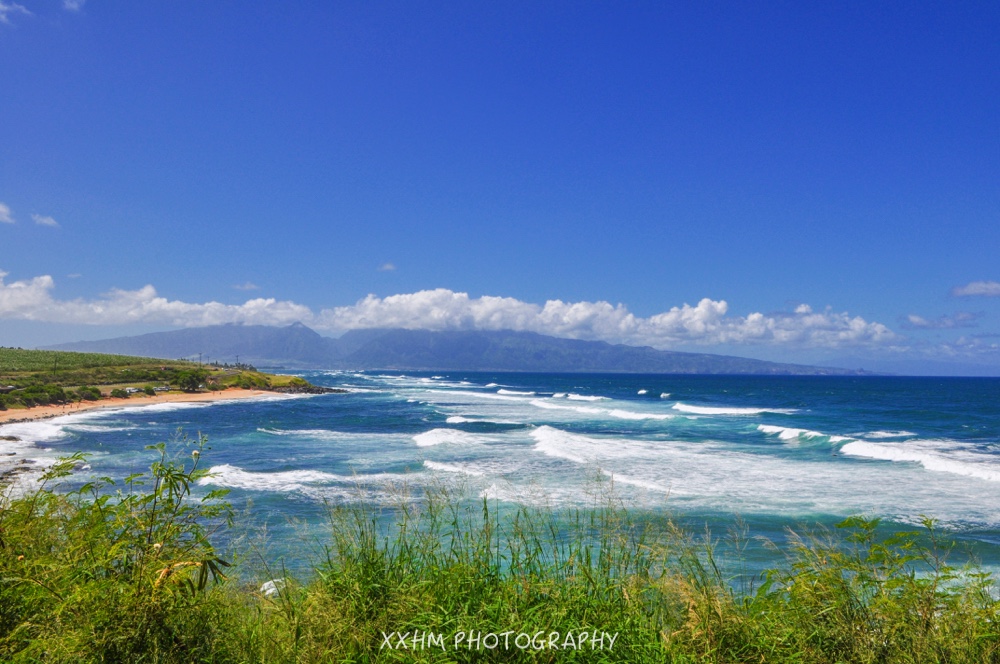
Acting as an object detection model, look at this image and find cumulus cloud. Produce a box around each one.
[0,271,898,350]
[315,289,896,349]
[0,1,29,25]
[31,213,59,228]
[378,262,396,272]
[0,271,311,328]
[0,203,13,224]
[903,312,981,330]
[952,281,1000,297]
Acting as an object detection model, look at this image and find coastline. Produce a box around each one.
[0,389,271,426]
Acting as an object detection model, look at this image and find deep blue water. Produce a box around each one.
[4,372,1000,576]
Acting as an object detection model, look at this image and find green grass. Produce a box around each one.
[0,350,313,409]
[0,348,184,373]
[1,440,998,662]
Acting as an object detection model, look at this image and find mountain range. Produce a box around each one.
[44,323,868,375]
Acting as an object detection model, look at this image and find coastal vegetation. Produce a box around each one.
[0,441,997,662]
[0,348,322,411]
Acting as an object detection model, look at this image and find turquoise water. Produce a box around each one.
[4,372,1000,574]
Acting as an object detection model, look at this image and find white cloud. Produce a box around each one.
[0,271,311,327]
[0,271,899,350]
[63,0,84,10]
[315,289,896,349]
[904,312,980,330]
[378,262,397,272]
[0,203,13,224]
[233,282,260,291]
[952,281,1000,297]
[0,1,29,25]
[31,213,59,228]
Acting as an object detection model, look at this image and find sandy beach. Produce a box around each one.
[0,389,271,426]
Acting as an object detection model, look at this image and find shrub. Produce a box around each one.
[110,388,129,399]
[0,437,234,661]
[143,385,156,396]
[77,385,101,401]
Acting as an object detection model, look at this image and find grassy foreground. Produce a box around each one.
[1,441,999,662]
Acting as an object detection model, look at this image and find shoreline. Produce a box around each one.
[0,389,271,426]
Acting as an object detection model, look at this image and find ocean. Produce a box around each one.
[3,372,1000,576]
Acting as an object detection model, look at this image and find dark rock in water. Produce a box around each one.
[0,435,20,442]
[271,385,347,395]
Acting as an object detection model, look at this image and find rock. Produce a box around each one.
[270,385,346,395]
[260,579,286,597]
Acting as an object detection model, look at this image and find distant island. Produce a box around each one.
[46,323,871,375]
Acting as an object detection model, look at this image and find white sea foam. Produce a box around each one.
[257,428,409,443]
[530,426,591,464]
[841,440,1000,483]
[567,394,608,401]
[444,391,527,402]
[497,389,536,396]
[660,393,671,399]
[529,399,602,415]
[552,393,567,398]
[0,420,72,444]
[485,383,499,388]
[607,409,673,421]
[865,430,918,439]
[62,424,137,433]
[758,424,850,443]
[198,464,416,496]
[443,415,518,425]
[637,390,648,395]
[413,428,482,447]
[672,403,796,416]
[601,470,671,493]
[423,460,485,477]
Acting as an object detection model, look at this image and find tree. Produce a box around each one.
[175,369,208,392]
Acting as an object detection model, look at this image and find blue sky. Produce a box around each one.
[1,2,998,374]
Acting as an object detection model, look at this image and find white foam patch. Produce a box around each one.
[530,399,602,415]
[660,393,671,399]
[637,390,648,395]
[567,394,608,401]
[841,440,1000,483]
[0,420,73,444]
[257,428,410,444]
[607,409,673,421]
[485,383,499,388]
[443,391,527,402]
[62,423,137,433]
[672,403,796,416]
[497,389,536,396]
[601,470,672,493]
[423,460,485,477]
[413,428,483,447]
[866,430,918,439]
[198,464,415,494]
[758,424,851,443]
[443,415,518,425]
